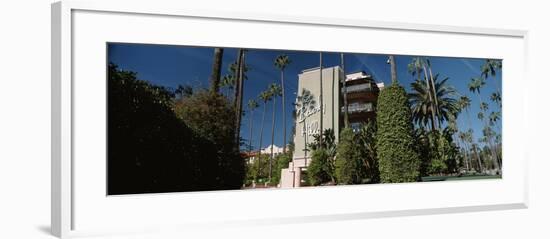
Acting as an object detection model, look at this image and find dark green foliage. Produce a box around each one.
[335,128,363,184]
[414,128,460,176]
[174,89,245,189]
[376,83,421,183]
[108,63,196,194]
[307,129,337,185]
[108,63,245,194]
[308,149,334,186]
[357,121,380,183]
[244,154,270,185]
[270,153,292,185]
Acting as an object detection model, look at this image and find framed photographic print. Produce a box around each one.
[52,1,529,238]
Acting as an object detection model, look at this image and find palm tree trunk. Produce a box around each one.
[234,50,245,150]
[472,144,483,172]
[280,70,287,154]
[249,109,254,153]
[427,66,441,124]
[318,52,323,146]
[422,64,438,131]
[477,94,499,173]
[389,55,398,84]
[461,139,469,171]
[341,53,349,128]
[465,109,476,171]
[209,48,224,94]
[269,97,276,181]
[257,102,267,178]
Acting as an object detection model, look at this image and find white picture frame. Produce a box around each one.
[51,1,529,238]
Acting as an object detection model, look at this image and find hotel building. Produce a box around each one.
[280,66,383,188]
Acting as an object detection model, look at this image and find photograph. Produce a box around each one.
[107,43,502,195]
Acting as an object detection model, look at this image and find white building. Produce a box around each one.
[279,67,381,188]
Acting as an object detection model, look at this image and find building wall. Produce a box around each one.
[292,66,343,165]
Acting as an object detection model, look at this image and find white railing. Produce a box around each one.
[341,103,374,113]
[342,83,372,93]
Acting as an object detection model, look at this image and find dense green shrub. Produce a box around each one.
[415,128,460,176]
[270,153,292,185]
[376,83,420,183]
[174,89,245,189]
[357,121,380,183]
[308,149,334,186]
[108,63,245,194]
[335,128,363,184]
[307,129,336,185]
[244,154,270,185]
[108,63,198,194]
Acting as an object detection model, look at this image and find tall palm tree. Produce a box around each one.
[220,74,235,98]
[457,95,476,171]
[209,48,224,94]
[221,61,249,98]
[465,129,483,172]
[481,59,502,94]
[247,99,259,153]
[423,58,441,123]
[468,77,486,121]
[234,49,246,150]
[268,83,282,180]
[458,96,473,129]
[388,55,398,84]
[295,89,316,159]
[341,53,349,128]
[274,54,291,154]
[257,90,273,178]
[409,75,459,130]
[318,52,324,146]
[458,131,470,171]
[491,92,501,107]
[489,111,501,127]
[408,57,438,130]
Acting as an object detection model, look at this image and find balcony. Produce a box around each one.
[342,83,374,94]
[341,103,374,114]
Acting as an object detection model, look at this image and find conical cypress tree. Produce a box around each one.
[376,83,420,183]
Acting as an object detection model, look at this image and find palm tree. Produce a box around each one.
[465,129,483,172]
[458,96,473,129]
[458,131,470,171]
[220,74,235,98]
[234,49,246,150]
[481,59,502,94]
[257,90,273,178]
[457,95,477,171]
[491,92,501,107]
[489,111,501,127]
[423,59,442,122]
[221,61,250,98]
[409,75,459,130]
[341,53,349,128]
[295,89,316,159]
[468,77,486,119]
[388,55,398,84]
[408,57,438,130]
[318,52,324,146]
[247,99,259,153]
[274,54,291,154]
[268,83,282,180]
[209,48,224,94]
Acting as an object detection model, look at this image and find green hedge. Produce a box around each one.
[376,83,420,183]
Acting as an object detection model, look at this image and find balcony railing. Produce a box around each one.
[341,103,374,114]
[342,83,374,93]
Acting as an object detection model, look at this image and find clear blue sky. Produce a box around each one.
[108,43,502,150]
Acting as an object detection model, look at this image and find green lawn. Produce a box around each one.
[421,175,501,182]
